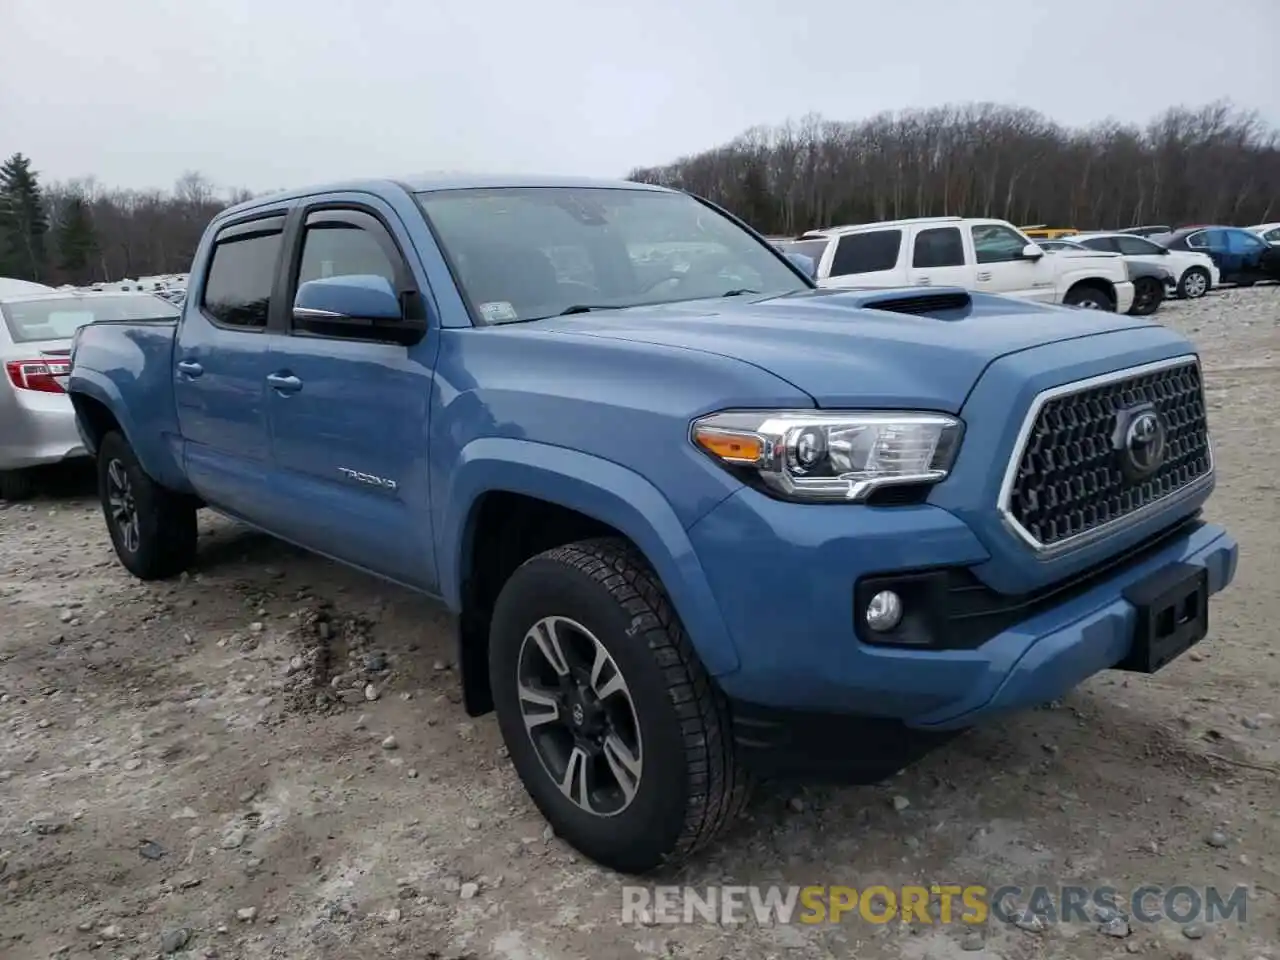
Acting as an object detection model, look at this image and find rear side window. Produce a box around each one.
[202,228,283,330]
[1080,237,1119,253]
[912,227,965,268]
[1114,236,1161,256]
[830,230,901,276]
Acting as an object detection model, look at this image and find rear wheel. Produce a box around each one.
[1063,284,1115,311]
[489,538,750,874]
[97,431,197,580]
[1177,267,1210,299]
[0,469,36,502]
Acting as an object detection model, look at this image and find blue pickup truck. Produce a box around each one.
[67,176,1238,873]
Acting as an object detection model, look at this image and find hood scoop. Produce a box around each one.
[829,287,973,318]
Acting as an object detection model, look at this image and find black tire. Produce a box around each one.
[1128,276,1164,316]
[97,430,197,580]
[1176,266,1211,299]
[1063,283,1116,311]
[0,469,36,502]
[489,537,750,874]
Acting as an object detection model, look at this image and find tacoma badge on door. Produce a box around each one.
[337,467,398,491]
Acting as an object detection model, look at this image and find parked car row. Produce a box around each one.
[775,216,1140,312]
[773,212,1280,318]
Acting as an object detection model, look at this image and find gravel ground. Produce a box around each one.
[1,286,1277,960]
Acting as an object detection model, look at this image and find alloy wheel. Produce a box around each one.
[516,615,643,817]
[105,459,140,554]
[1184,272,1207,297]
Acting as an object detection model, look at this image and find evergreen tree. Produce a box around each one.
[0,153,50,281]
[56,194,98,284]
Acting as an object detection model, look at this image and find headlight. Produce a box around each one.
[690,410,963,502]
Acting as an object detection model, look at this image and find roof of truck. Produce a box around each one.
[221,175,671,219]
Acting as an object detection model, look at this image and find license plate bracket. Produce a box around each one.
[1117,562,1209,674]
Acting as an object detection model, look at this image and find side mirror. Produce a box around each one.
[785,251,817,279]
[1021,243,1045,260]
[293,275,424,345]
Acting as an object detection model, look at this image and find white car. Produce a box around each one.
[1069,232,1218,299]
[782,217,1134,312]
[1246,222,1280,244]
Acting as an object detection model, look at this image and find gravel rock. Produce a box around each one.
[160,927,192,953]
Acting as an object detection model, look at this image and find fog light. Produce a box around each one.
[865,590,903,632]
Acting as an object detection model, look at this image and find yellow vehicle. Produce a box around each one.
[1021,225,1079,240]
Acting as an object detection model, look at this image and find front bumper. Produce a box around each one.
[0,388,87,470]
[1113,280,1135,314]
[688,488,1237,737]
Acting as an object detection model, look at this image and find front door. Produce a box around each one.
[969,223,1056,302]
[264,201,439,590]
[173,215,284,526]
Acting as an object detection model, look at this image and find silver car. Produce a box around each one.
[0,290,180,500]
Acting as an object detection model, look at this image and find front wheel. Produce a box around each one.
[97,431,198,580]
[1177,266,1210,299]
[1063,284,1116,311]
[489,538,750,874]
[1128,276,1164,316]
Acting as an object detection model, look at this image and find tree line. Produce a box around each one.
[628,100,1280,237]
[4,99,1277,285]
[0,155,253,286]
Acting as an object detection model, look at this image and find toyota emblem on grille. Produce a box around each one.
[1112,403,1167,480]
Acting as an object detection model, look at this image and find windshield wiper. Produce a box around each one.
[720,288,760,298]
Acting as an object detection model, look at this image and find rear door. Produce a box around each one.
[905,225,973,289]
[817,229,905,289]
[968,222,1056,302]
[263,199,438,588]
[173,214,285,524]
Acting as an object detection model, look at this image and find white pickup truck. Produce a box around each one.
[779,216,1134,312]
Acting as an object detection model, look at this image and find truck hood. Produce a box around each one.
[534,288,1157,412]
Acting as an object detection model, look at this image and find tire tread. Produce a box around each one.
[531,537,751,868]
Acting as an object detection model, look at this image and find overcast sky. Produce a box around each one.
[4,0,1278,196]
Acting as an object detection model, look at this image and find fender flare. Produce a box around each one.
[440,436,740,676]
[67,372,188,490]
[67,371,138,455]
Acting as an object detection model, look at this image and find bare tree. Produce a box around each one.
[629,100,1280,236]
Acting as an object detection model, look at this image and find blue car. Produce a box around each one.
[1153,226,1280,286]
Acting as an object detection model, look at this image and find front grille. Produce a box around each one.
[1002,357,1212,550]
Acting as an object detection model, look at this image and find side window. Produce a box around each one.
[1185,231,1209,250]
[202,228,283,330]
[297,220,400,288]
[1115,236,1160,256]
[970,224,1030,264]
[830,230,902,276]
[1080,237,1119,253]
[912,227,965,268]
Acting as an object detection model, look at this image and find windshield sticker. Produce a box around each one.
[479,301,519,323]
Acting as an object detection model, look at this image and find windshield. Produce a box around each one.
[1,293,179,343]
[415,186,810,323]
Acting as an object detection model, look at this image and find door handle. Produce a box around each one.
[266,372,303,394]
[177,360,203,378]
[976,271,992,281]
